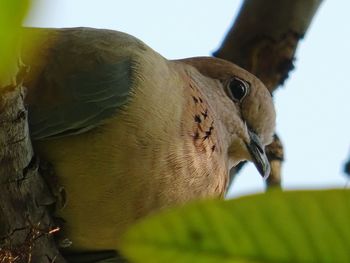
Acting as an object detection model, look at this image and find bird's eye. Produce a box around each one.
[226,78,249,102]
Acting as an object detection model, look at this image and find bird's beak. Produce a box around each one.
[246,130,270,179]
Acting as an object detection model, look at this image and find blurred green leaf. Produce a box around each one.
[0,0,30,85]
[120,189,350,263]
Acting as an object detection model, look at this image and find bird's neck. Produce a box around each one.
[125,55,231,198]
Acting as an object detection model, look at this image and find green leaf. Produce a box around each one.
[0,0,30,85]
[120,189,350,263]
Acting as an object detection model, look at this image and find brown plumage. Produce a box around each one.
[22,27,276,250]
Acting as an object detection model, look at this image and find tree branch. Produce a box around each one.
[0,55,65,262]
[215,0,322,188]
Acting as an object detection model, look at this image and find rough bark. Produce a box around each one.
[215,0,322,188]
[0,57,64,262]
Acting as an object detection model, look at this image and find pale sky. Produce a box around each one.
[25,0,350,197]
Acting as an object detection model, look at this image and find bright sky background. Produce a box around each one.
[25,0,350,197]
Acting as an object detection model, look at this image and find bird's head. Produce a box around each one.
[180,57,276,179]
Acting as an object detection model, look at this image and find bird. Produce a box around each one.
[21,27,276,251]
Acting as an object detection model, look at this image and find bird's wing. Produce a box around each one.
[22,27,144,140]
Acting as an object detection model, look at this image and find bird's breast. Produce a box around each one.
[32,59,229,251]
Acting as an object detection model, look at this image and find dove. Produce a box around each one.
[22,27,276,250]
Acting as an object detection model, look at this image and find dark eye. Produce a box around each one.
[226,78,249,102]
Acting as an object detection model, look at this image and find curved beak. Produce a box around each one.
[246,130,270,179]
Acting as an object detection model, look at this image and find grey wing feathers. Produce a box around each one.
[22,27,143,140]
[28,60,132,139]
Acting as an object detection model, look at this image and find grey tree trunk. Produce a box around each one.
[0,55,65,262]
